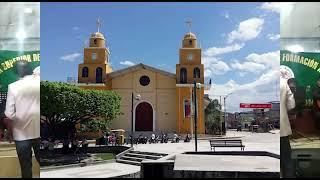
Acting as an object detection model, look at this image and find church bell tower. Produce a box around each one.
[78,18,112,84]
[176,20,205,134]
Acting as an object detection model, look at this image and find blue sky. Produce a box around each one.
[41,2,280,112]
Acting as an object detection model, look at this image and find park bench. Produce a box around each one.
[209,139,245,152]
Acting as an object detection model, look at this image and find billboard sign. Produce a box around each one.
[240,103,272,109]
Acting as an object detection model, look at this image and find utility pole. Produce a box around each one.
[193,81,198,152]
[224,96,226,135]
[220,96,222,135]
[224,93,233,134]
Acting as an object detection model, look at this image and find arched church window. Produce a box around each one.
[193,67,200,78]
[82,67,88,77]
[94,39,97,45]
[96,67,103,83]
[180,68,187,84]
[189,40,192,45]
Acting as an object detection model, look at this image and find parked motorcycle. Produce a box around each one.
[137,134,148,144]
[171,134,180,143]
[184,134,191,142]
[160,133,169,143]
[148,133,157,144]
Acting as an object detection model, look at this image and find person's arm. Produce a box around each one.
[4,85,16,143]
[5,85,16,120]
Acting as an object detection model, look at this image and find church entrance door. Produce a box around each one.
[135,102,153,131]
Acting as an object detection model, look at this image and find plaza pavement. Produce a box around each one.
[40,162,140,178]
[132,130,280,155]
[40,130,280,178]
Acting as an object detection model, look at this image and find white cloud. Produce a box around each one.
[267,33,280,41]
[120,60,135,66]
[229,51,279,73]
[207,51,280,112]
[227,18,264,43]
[203,56,230,77]
[60,53,81,62]
[260,2,296,14]
[230,61,266,73]
[260,2,282,13]
[73,26,80,31]
[208,69,279,112]
[203,43,244,56]
[246,51,280,70]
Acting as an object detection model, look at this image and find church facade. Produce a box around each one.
[77,27,209,134]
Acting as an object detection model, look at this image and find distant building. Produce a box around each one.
[266,101,280,128]
[226,112,237,129]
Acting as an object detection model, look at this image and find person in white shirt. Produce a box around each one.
[4,61,40,178]
[280,77,296,178]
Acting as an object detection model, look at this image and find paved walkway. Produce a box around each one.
[131,131,280,155]
[40,130,280,178]
[174,154,279,172]
[40,162,140,178]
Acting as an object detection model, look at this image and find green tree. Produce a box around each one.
[40,81,121,140]
[205,99,222,134]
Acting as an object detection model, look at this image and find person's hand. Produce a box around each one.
[7,130,13,143]
[2,118,13,143]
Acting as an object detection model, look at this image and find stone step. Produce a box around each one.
[120,155,145,162]
[116,150,168,166]
[126,152,162,160]
[116,158,141,166]
[129,151,167,157]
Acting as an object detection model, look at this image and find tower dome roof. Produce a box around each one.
[184,32,196,39]
[91,32,105,40]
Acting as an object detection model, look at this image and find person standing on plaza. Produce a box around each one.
[4,62,40,178]
[280,77,296,178]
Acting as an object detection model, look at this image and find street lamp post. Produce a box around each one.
[193,81,201,152]
[224,92,232,134]
[131,93,141,148]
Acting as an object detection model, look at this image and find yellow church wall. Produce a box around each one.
[108,68,176,132]
[156,73,176,89]
[176,87,205,134]
[111,72,133,89]
[156,89,176,132]
[109,89,132,131]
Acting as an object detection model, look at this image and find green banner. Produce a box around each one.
[0,50,40,92]
[280,50,320,109]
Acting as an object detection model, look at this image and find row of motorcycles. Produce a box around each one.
[128,133,191,144]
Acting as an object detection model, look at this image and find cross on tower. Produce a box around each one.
[185,19,192,33]
[97,18,101,32]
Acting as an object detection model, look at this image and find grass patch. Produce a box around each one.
[95,153,115,160]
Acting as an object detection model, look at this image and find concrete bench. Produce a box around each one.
[209,139,245,152]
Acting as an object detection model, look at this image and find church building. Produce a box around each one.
[77,21,210,134]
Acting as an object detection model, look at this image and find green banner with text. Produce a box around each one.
[0,50,40,92]
[280,50,320,109]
